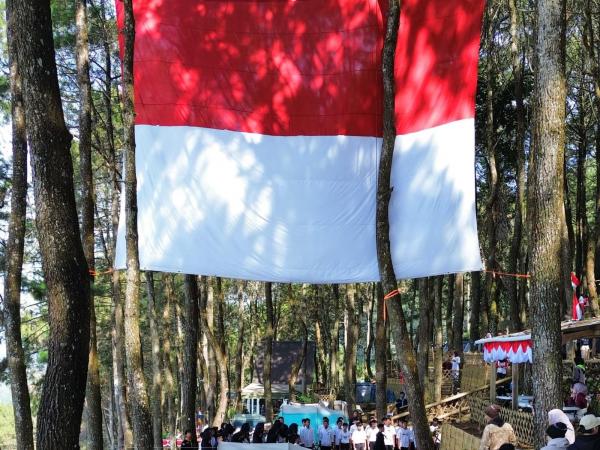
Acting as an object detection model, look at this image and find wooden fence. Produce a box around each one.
[467,393,534,448]
[440,423,481,450]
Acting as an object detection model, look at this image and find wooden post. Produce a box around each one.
[566,340,575,361]
[489,363,496,404]
[512,363,519,410]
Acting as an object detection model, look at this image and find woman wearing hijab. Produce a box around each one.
[548,409,575,445]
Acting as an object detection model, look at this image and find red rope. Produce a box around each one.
[89,268,114,277]
[382,289,401,321]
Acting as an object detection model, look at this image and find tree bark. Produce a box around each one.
[433,277,443,402]
[199,276,217,422]
[470,271,481,341]
[232,282,245,412]
[315,287,329,387]
[264,282,275,421]
[344,284,358,409]
[365,285,376,381]
[289,320,308,402]
[14,0,91,447]
[146,272,164,450]
[507,0,526,330]
[122,1,154,446]
[583,0,600,315]
[563,152,575,318]
[4,2,34,447]
[200,277,229,426]
[109,119,132,450]
[529,0,567,445]
[329,285,341,396]
[452,274,465,351]
[445,274,455,351]
[575,79,587,287]
[182,274,199,443]
[162,275,178,442]
[76,0,103,446]
[417,279,431,387]
[484,4,500,335]
[375,2,433,448]
[375,284,387,420]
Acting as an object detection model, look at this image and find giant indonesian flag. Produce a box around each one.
[114,0,485,283]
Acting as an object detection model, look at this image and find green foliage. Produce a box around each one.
[296,392,319,404]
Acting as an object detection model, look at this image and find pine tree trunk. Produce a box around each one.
[200,276,217,422]
[103,3,131,442]
[376,2,433,448]
[122,1,154,446]
[182,275,199,442]
[583,0,600,315]
[575,83,587,284]
[146,272,164,450]
[529,0,567,445]
[4,2,34,447]
[329,285,341,396]
[445,274,455,351]
[507,0,526,330]
[264,282,274,421]
[433,277,443,402]
[314,286,330,387]
[417,279,431,387]
[563,154,575,318]
[452,274,465,351]
[365,286,375,380]
[375,284,387,420]
[470,271,481,341]
[484,4,500,335]
[344,284,358,409]
[289,320,308,402]
[76,0,103,446]
[110,138,132,450]
[13,0,91,447]
[162,275,177,442]
[200,277,229,426]
[232,282,245,412]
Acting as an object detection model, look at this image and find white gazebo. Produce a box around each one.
[475,317,600,409]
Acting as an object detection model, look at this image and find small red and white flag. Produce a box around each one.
[115,0,485,282]
[571,272,581,290]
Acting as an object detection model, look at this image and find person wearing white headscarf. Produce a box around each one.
[548,409,575,444]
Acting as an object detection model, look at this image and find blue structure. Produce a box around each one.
[279,404,348,440]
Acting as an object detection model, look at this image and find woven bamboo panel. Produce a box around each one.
[466,394,534,448]
[440,423,481,450]
[461,365,489,392]
[463,353,485,366]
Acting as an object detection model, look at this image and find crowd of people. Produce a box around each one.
[478,402,600,450]
[180,411,441,450]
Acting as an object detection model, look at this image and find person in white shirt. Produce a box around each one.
[383,417,395,450]
[451,351,461,393]
[318,417,335,450]
[339,423,352,450]
[334,418,344,450]
[299,418,315,449]
[366,419,378,450]
[395,419,413,450]
[351,422,367,450]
